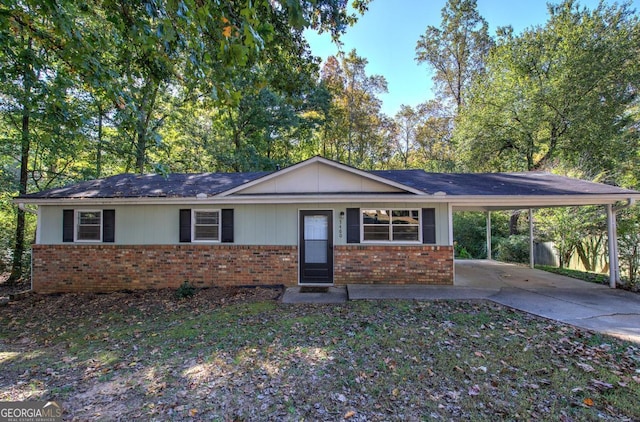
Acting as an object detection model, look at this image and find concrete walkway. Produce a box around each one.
[283,260,640,343]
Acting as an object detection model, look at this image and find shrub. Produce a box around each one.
[495,235,530,264]
[175,281,196,298]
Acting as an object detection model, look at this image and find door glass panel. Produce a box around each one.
[304,215,328,264]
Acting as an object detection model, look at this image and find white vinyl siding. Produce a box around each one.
[38,203,450,246]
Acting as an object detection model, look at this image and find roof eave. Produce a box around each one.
[13,193,640,207]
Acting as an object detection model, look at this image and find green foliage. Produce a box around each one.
[0,0,367,279]
[617,207,640,288]
[455,0,640,173]
[454,244,472,259]
[318,50,390,168]
[453,212,510,259]
[495,235,530,264]
[536,265,609,286]
[175,281,196,299]
[536,205,605,269]
[415,0,492,112]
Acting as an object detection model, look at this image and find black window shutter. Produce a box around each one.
[346,208,360,244]
[63,209,74,242]
[103,210,115,242]
[179,209,192,242]
[221,209,234,243]
[422,208,436,244]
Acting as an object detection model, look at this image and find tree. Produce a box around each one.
[455,0,640,174]
[0,3,90,283]
[413,100,456,172]
[617,207,640,288]
[415,0,492,113]
[393,105,419,168]
[0,0,371,281]
[319,50,388,167]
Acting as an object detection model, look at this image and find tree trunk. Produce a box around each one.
[509,211,520,235]
[8,49,33,284]
[134,82,160,174]
[96,103,103,178]
[575,243,592,271]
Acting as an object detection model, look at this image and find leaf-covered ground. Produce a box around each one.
[1,287,639,421]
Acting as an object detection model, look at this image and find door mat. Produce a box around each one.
[299,286,330,293]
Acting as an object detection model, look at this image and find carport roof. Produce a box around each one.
[372,169,640,210]
[372,169,636,196]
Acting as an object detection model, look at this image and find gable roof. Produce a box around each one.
[15,156,640,209]
[219,156,426,196]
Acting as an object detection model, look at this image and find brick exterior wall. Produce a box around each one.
[334,245,454,285]
[31,244,454,293]
[31,244,298,294]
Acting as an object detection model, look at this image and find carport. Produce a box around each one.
[426,171,640,288]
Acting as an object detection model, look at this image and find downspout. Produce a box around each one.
[18,203,38,292]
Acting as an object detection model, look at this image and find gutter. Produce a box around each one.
[613,198,636,212]
[18,202,38,214]
[13,193,640,207]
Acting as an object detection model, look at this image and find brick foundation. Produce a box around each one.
[31,244,454,293]
[334,245,454,285]
[31,244,298,294]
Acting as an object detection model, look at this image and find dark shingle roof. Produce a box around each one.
[371,170,639,196]
[20,172,270,199]
[18,168,638,199]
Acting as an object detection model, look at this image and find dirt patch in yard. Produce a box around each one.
[1,286,639,421]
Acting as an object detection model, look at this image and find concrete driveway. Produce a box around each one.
[348,260,640,343]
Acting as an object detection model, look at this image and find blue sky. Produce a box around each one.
[304,0,640,117]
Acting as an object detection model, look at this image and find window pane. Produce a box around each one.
[304,215,328,240]
[78,225,101,240]
[195,211,218,225]
[362,210,389,225]
[79,211,101,225]
[364,225,390,241]
[195,225,219,240]
[393,225,419,241]
[305,240,327,263]
[392,210,419,225]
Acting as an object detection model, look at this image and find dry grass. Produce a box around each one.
[1,287,639,421]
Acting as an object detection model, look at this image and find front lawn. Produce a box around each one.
[1,287,639,420]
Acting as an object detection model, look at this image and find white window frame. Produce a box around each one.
[192,209,221,242]
[75,209,103,242]
[361,208,422,244]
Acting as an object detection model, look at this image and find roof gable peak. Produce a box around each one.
[219,156,426,196]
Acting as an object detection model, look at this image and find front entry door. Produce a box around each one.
[299,210,333,284]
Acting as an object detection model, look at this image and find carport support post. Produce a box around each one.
[486,212,492,259]
[529,209,534,269]
[606,204,617,289]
